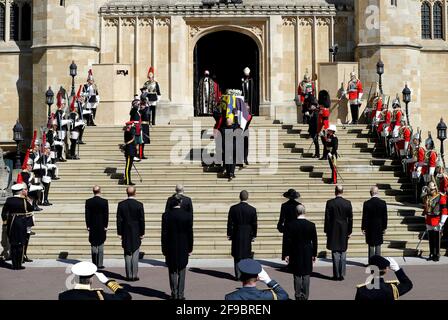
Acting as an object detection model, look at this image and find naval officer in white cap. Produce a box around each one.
[59,261,131,300]
[1,183,33,270]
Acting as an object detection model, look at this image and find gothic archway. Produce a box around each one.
[193,30,260,116]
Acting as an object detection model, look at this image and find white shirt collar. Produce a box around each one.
[13,195,23,198]
[128,196,135,200]
[371,194,379,198]
[298,215,306,220]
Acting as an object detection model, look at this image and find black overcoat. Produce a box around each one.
[85,196,109,246]
[161,208,194,270]
[227,202,257,259]
[324,196,353,252]
[362,197,388,246]
[116,198,145,254]
[285,218,318,276]
[277,199,301,259]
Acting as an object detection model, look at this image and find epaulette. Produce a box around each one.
[385,280,400,284]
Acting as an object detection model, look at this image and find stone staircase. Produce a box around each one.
[28,117,425,259]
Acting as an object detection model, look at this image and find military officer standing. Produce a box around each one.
[422,182,447,261]
[59,261,131,300]
[123,121,136,186]
[139,91,151,159]
[355,255,413,300]
[1,183,34,270]
[322,125,339,184]
[225,259,289,300]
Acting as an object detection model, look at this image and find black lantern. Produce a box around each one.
[402,84,411,126]
[45,86,54,118]
[376,60,384,95]
[437,118,447,168]
[12,120,24,169]
[437,118,447,142]
[69,60,77,97]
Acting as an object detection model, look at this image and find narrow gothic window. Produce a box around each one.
[433,1,443,39]
[391,0,397,7]
[21,3,31,41]
[421,2,431,39]
[0,3,5,41]
[10,2,19,41]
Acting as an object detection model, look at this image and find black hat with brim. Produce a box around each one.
[368,255,390,270]
[283,189,300,199]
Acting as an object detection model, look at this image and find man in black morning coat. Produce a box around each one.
[85,185,109,268]
[162,195,194,300]
[324,185,353,281]
[362,186,388,258]
[285,204,318,300]
[277,189,301,261]
[227,190,258,280]
[164,184,193,215]
[117,186,145,281]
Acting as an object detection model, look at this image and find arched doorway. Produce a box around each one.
[193,30,260,116]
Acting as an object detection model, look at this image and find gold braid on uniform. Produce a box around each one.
[386,280,400,300]
[96,290,105,300]
[106,280,123,293]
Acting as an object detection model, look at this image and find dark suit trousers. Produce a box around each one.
[169,267,186,299]
[350,104,360,123]
[1,225,10,260]
[10,245,24,269]
[368,245,381,258]
[150,106,156,125]
[91,244,104,267]
[331,251,346,278]
[234,259,241,280]
[428,230,441,257]
[226,164,236,177]
[294,275,310,300]
[124,248,139,279]
[244,135,249,162]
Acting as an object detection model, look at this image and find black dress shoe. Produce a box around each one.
[77,141,86,145]
[433,256,440,262]
[97,266,105,270]
[53,177,60,180]
[338,276,344,281]
[319,156,326,160]
[58,158,67,162]
[23,256,33,263]
[128,182,136,186]
[16,266,26,270]
[312,154,320,158]
[427,255,433,261]
[141,156,148,160]
[42,201,51,206]
[33,206,43,211]
[133,277,140,281]
[244,161,249,165]
[331,276,339,281]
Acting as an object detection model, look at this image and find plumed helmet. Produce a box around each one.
[392,95,401,108]
[318,90,331,109]
[425,132,435,150]
[147,66,154,78]
[87,69,94,82]
[243,67,251,76]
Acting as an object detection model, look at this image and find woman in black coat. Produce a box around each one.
[277,189,301,260]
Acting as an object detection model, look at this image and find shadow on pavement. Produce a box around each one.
[320,257,366,268]
[310,271,334,281]
[140,259,166,267]
[121,283,171,300]
[189,267,236,281]
[0,260,13,270]
[102,270,128,281]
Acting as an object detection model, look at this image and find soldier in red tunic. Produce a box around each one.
[345,72,363,124]
[436,163,448,194]
[390,97,402,139]
[423,134,438,184]
[422,182,448,261]
[394,119,411,160]
[370,84,383,124]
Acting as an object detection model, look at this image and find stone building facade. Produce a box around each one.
[0,0,447,147]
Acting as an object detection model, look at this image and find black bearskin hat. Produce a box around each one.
[318,90,331,109]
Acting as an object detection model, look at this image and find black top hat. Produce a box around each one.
[283,189,300,199]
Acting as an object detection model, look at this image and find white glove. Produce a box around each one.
[258,268,272,285]
[386,258,400,272]
[305,112,310,116]
[95,272,109,284]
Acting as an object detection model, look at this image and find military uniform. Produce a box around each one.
[422,185,448,261]
[140,96,151,159]
[355,255,413,300]
[143,67,161,125]
[322,125,339,184]
[1,185,34,270]
[225,259,289,301]
[59,261,131,300]
[123,122,136,185]
[82,69,100,126]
